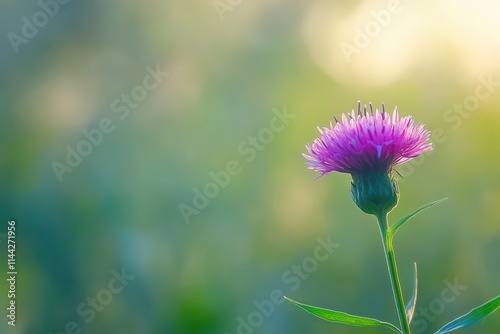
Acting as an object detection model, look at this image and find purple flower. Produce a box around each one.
[304,101,432,215]
[304,102,432,177]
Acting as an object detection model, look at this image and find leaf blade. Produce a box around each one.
[285,296,401,333]
[406,262,418,324]
[389,198,448,238]
[435,294,500,334]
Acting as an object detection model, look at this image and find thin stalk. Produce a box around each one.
[377,213,411,334]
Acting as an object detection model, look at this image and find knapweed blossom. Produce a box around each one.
[304,101,432,215]
[290,101,499,334]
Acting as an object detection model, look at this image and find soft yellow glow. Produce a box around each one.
[21,71,98,132]
[302,0,500,86]
[438,0,500,77]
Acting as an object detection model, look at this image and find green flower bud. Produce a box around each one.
[351,171,399,216]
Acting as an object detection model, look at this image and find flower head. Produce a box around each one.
[304,101,432,215]
[304,101,432,177]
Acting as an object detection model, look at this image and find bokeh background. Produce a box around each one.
[1,0,500,333]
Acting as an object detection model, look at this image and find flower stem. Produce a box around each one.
[376,213,411,334]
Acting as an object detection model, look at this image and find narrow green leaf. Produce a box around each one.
[406,262,418,324]
[285,296,401,333]
[388,198,447,238]
[435,294,500,334]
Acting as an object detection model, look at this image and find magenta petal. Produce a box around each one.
[304,102,432,176]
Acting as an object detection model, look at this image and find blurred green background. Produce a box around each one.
[1,0,500,333]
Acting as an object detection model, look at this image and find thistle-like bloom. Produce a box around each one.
[304,101,432,215]
[304,101,432,176]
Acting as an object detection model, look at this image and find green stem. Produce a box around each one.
[377,213,411,334]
